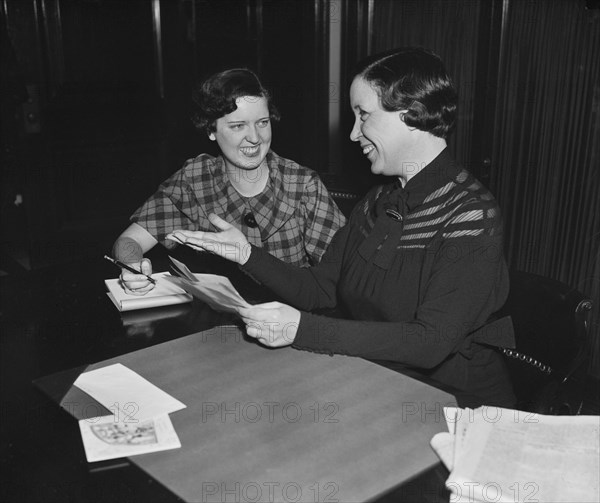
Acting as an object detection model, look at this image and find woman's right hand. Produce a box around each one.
[167,213,252,265]
[121,258,155,295]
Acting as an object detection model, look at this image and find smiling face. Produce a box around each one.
[349,76,415,178]
[209,95,272,172]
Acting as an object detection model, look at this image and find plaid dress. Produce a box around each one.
[131,150,345,266]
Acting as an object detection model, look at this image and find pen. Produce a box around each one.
[103,255,157,284]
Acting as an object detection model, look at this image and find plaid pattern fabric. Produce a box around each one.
[131,150,345,266]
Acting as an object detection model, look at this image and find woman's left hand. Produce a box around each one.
[239,302,300,347]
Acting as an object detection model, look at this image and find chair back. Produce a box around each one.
[329,190,361,218]
[321,173,363,218]
[496,270,593,414]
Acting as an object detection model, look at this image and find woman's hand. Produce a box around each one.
[121,258,155,296]
[239,302,300,348]
[167,213,251,265]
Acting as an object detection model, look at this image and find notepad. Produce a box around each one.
[105,272,193,312]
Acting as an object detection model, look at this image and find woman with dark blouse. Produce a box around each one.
[168,48,516,408]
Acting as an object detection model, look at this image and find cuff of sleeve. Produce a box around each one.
[239,244,271,277]
[292,313,343,356]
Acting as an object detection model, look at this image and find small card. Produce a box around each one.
[79,414,181,462]
[73,363,186,421]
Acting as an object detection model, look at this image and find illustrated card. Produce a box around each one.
[79,414,181,462]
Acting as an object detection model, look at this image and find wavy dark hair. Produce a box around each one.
[191,68,280,135]
[352,47,457,138]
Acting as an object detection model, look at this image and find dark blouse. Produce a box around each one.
[242,149,516,406]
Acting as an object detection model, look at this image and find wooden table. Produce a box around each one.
[38,325,456,502]
[1,256,456,502]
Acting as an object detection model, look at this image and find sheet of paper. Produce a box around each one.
[447,409,600,502]
[452,407,476,469]
[105,272,192,311]
[79,414,181,462]
[443,406,459,435]
[168,256,198,282]
[430,431,455,470]
[73,363,186,421]
[164,273,252,313]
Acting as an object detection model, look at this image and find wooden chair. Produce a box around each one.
[497,270,593,414]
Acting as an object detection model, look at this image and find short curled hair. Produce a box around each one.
[353,47,457,138]
[191,68,280,135]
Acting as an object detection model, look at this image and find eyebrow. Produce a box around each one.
[226,117,270,124]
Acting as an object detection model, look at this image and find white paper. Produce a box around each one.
[429,407,464,471]
[441,407,600,503]
[105,272,192,311]
[73,363,186,421]
[443,406,460,435]
[168,256,198,282]
[430,431,455,470]
[79,414,181,462]
[164,273,251,313]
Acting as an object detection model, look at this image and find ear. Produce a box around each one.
[399,111,417,131]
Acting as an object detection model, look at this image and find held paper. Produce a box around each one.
[164,274,251,313]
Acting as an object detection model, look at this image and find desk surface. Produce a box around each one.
[45,326,454,502]
[0,257,454,502]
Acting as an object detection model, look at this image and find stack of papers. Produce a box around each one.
[431,406,600,502]
[74,363,186,462]
[105,272,192,311]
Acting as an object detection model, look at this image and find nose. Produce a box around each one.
[246,125,259,144]
[349,116,362,142]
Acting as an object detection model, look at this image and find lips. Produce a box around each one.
[361,144,375,157]
[240,145,261,156]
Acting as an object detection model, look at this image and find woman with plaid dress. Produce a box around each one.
[112,69,345,296]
